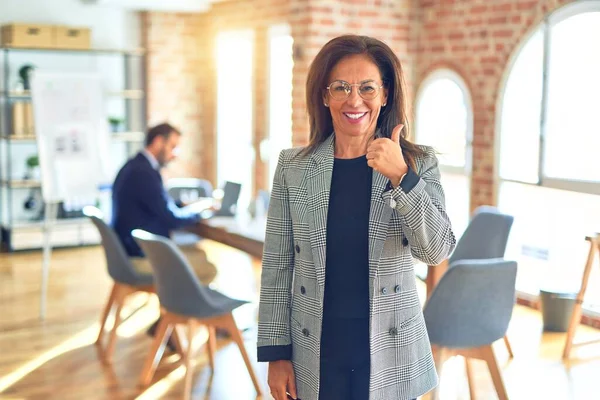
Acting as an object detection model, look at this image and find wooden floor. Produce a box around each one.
[0,242,599,400]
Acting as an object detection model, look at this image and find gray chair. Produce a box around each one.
[448,205,516,358]
[82,206,154,362]
[131,229,261,397]
[449,205,514,265]
[424,259,517,400]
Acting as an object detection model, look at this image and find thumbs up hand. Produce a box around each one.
[366,124,409,187]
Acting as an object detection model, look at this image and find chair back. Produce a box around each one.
[132,229,246,318]
[423,259,517,348]
[449,206,514,265]
[83,206,148,286]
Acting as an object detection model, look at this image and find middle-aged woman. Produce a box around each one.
[257,35,456,400]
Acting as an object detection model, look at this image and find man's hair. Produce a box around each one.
[145,123,181,146]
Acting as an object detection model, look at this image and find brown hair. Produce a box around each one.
[304,35,424,168]
[145,122,181,147]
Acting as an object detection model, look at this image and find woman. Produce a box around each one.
[257,35,456,400]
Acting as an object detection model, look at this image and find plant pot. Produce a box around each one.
[110,123,122,133]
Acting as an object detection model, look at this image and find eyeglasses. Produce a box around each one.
[325,80,384,101]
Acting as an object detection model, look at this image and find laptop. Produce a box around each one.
[213,181,242,217]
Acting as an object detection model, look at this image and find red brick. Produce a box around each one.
[448,31,465,40]
[493,29,514,38]
[489,16,508,24]
[470,5,488,13]
[492,3,513,12]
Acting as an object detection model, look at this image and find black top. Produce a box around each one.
[323,155,372,319]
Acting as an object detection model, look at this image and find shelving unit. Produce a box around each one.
[0,46,147,251]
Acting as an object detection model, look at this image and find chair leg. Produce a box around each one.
[223,313,262,396]
[172,325,187,357]
[503,335,514,358]
[139,316,173,386]
[465,357,476,400]
[563,239,598,359]
[207,325,216,370]
[96,283,118,345]
[481,345,509,400]
[105,287,127,362]
[183,321,197,400]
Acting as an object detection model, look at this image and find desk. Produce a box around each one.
[187,216,266,260]
[188,216,446,296]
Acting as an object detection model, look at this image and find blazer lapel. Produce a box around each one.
[306,135,334,303]
[368,149,393,283]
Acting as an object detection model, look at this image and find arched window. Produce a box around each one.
[498,2,600,310]
[415,69,473,237]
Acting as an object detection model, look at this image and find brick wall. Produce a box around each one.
[415,0,573,212]
[144,0,418,192]
[144,0,576,205]
[142,11,212,182]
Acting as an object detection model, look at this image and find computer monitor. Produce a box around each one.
[214,181,242,217]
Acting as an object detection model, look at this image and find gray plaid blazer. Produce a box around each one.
[258,133,456,400]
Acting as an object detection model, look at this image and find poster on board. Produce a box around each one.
[30,72,111,204]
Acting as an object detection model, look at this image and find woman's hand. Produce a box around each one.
[366,124,408,187]
[268,360,298,400]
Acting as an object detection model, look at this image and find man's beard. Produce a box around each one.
[157,148,168,167]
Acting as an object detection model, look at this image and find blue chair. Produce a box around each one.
[83,206,154,362]
[424,259,517,400]
[131,229,261,397]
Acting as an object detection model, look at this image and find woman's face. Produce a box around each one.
[324,54,388,141]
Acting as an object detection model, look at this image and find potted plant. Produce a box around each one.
[108,117,125,133]
[25,154,40,180]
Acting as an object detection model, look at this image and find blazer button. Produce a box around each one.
[302,328,309,337]
[300,286,306,295]
[295,244,300,253]
[389,327,398,336]
[394,285,401,293]
[402,237,409,247]
[381,287,388,295]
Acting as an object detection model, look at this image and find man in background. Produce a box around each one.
[111,122,217,283]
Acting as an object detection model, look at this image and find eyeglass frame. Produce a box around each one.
[325,79,385,101]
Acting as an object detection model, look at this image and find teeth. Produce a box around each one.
[345,112,366,119]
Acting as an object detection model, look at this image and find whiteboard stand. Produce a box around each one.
[40,201,59,320]
[31,72,111,320]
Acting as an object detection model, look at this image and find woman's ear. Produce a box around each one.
[322,90,329,107]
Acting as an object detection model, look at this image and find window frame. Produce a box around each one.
[414,68,474,177]
[496,1,600,197]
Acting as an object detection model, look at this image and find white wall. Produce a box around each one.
[0,0,141,49]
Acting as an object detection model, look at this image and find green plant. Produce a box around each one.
[26,155,39,168]
[108,117,124,126]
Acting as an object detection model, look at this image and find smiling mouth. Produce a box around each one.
[343,112,368,120]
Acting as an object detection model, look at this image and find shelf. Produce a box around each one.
[112,131,145,142]
[10,217,90,229]
[1,180,41,188]
[0,46,145,56]
[1,132,145,142]
[0,134,37,141]
[4,90,144,99]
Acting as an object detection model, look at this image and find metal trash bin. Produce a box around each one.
[539,289,577,332]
